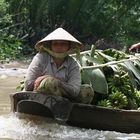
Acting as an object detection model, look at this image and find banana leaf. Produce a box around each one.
[132,59,140,71]
[83,55,103,65]
[75,48,140,93]
[96,50,115,62]
[81,68,108,94]
[106,65,119,73]
[80,55,88,66]
[119,63,137,89]
[124,61,140,83]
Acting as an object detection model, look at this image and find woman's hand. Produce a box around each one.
[129,42,140,52]
[34,75,48,90]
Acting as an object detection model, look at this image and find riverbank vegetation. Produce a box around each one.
[0,0,140,60]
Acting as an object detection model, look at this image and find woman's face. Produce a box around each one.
[51,40,70,53]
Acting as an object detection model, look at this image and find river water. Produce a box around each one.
[0,61,140,140]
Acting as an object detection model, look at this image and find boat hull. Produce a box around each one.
[10,91,140,133]
[68,103,140,133]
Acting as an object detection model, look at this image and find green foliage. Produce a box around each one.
[103,49,127,60]
[16,80,24,91]
[75,45,140,109]
[0,0,139,58]
[3,0,140,51]
[134,90,140,107]
[109,91,128,109]
[81,68,108,94]
[0,34,22,60]
[98,64,139,110]
[97,99,112,108]
[107,66,134,96]
[0,0,24,60]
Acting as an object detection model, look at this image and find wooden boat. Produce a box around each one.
[10,91,140,133]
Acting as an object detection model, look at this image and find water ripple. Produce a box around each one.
[0,113,140,140]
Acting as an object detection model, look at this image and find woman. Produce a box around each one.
[24,27,94,104]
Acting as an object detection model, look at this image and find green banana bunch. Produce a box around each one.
[127,98,138,110]
[103,65,138,109]
[103,49,127,60]
[109,91,128,109]
[134,90,140,107]
[16,80,25,91]
[97,99,112,108]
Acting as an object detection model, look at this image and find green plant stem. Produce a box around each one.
[82,56,140,69]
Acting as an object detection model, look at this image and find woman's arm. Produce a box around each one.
[129,42,140,51]
[24,53,43,91]
[59,60,81,98]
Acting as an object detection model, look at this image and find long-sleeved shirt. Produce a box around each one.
[24,52,81,97]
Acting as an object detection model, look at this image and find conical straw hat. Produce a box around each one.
[35,27,83,50]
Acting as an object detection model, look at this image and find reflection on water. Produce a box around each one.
[0,113,140,140]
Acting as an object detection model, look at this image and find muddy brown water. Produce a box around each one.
[0,61,28,114]
[0,76,23,115]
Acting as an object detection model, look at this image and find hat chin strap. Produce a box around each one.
[42,46,79,59]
